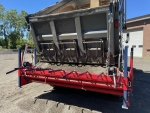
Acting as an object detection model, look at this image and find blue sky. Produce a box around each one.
[0,0,150,19]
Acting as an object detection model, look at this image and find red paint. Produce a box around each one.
[114,19,118,28]
[26,76,123,96]
[21,76,30,86]
[123,78,128,90]
[19,68,132,97]
[26,70,122,82]
[17,57,134,107]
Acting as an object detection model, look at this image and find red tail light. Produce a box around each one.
[114,19,118,28]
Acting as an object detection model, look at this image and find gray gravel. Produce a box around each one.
[0,49,18,54]
[0,53,150,113]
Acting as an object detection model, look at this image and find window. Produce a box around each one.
[147,49,150,52]
[139,45,143,48]
[132,45,136,48]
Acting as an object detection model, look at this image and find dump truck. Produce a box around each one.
[7,0,133,109]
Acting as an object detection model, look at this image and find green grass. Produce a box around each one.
[0,46,6,50]
[0,46,5,50]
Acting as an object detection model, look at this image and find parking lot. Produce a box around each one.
[0,52,150,113]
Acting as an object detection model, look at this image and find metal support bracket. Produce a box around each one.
[18,48,21,88]
[50,21,60,55]
[34,49,36,67]
[75,17,85,56]
[122,46,128,109]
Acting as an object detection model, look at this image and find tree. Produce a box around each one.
[0,37,5,48]
[16,37,27,49]
[0,4,28,49]
[0,4,7,48]
[26,32,34,48]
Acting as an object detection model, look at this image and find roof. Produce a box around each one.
[127,14,150,23]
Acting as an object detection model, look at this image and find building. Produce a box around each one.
[124,14,150,57]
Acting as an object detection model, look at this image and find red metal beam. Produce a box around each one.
[25,76,123,96]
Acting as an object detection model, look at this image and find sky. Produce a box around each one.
[0,0,150,19]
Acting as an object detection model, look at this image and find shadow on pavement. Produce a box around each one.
[35,68,150,113]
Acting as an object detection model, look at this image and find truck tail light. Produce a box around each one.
[114,19,118,28]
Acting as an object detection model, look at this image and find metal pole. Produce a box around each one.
[122,46,128,109]
[18,48,21,88]
[130,48,133,60]
[130,48,133,71]
[125,0,127,27]
[130,47,134,88]
[34,49,36,66]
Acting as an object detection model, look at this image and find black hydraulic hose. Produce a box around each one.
[6,69,17,75]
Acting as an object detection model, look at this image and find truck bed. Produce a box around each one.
[36,62,106,74]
